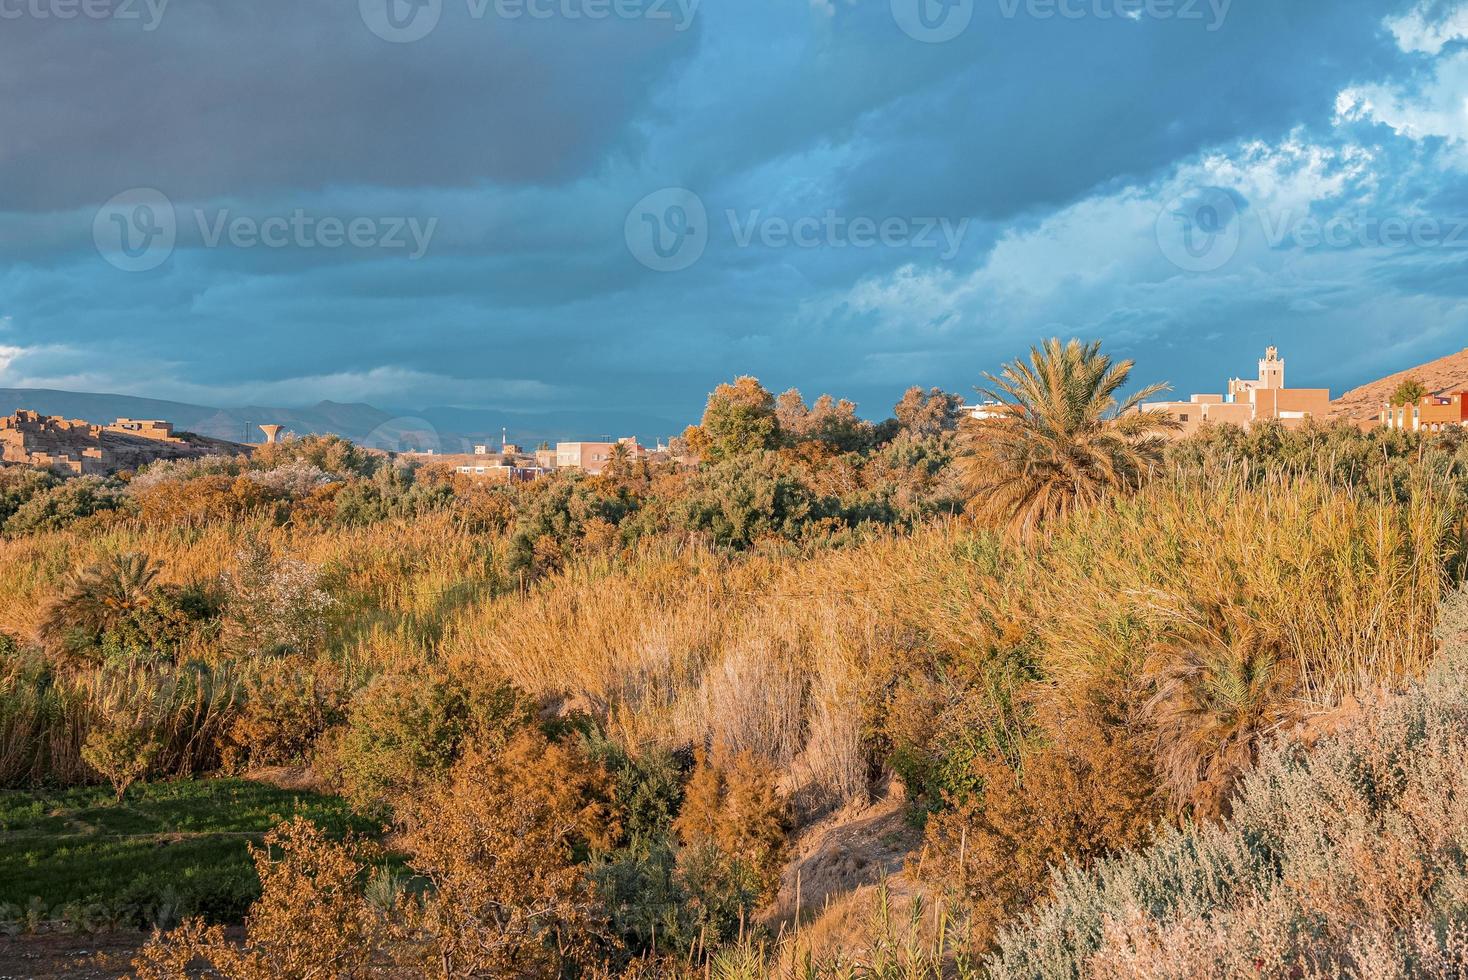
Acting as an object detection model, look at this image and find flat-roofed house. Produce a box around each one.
[1381,391,1468,432]
[1142,347,1331,436]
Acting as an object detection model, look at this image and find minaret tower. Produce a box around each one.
[1259,346,1284,389]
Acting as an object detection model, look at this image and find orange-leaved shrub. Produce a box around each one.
[673,745,790,934]
[137,733,623,978]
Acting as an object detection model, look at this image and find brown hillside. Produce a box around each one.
[1331,347,1468,420]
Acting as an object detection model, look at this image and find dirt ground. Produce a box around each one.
[769,777,922,929]
[0,934,146,980]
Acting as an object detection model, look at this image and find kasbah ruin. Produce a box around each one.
[0,412,242,476]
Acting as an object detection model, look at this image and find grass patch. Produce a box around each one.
[0,778,380,931]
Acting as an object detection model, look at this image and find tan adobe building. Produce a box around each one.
[1,411,236,475]
[106,418,179,441]
[1380,391,1468,432]
[1143,347,1331,436]
[554,437,644,475]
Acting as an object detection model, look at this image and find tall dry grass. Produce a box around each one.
[445,528,1000,807]
[446,466,1463,815]
[1028,467,1462,714]
[0,655,239,785]
[0,511,501,667]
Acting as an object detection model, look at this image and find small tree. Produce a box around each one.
[893,385,962,439]
[684,376,782,461]
[1390,375,1428,407]
[220,536,335,658]
[82,708,159,803]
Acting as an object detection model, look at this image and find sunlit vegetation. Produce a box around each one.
[4,339,1468,976]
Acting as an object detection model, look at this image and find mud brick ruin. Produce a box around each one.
[0,410,242,475]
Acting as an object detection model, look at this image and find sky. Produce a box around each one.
[2,0,1468,429]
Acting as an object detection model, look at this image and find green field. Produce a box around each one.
[0,779,379,931]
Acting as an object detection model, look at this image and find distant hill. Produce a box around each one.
[1331,348,1468,421]
[0,388,682,451]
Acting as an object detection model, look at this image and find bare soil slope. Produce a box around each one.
[1332,347,1468,421]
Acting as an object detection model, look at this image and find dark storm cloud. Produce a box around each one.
[0,0,698,210]
[3,0,1468,428]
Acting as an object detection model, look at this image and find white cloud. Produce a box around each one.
[818,133,1379,343]
[1385,2,1468,55]
[1337,4,1468,147]
[1337,51,1468,143]
[0,344,28,379]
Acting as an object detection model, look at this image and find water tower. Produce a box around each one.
[258,424,285,445]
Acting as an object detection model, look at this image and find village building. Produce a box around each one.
[1380,391,1468,432]
[1142,346,1332,436]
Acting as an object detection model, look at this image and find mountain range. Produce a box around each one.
[0,389,683,452]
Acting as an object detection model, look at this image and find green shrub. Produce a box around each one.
[322,672,530,815]
[4,477,123,535]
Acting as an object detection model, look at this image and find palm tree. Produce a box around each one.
[957,338,1177,543]
[41,552,161,651]
[1144,600,1293,819]
[605,441,632,476]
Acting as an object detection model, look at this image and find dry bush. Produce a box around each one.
[136,736,621,979]
[129,474,278,528]
[401,732,620,977]
[919,715,1160,951]
[674,745,790,910]
[318,672,474,814]
[133,817,392,979]
[218,654,349,771]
